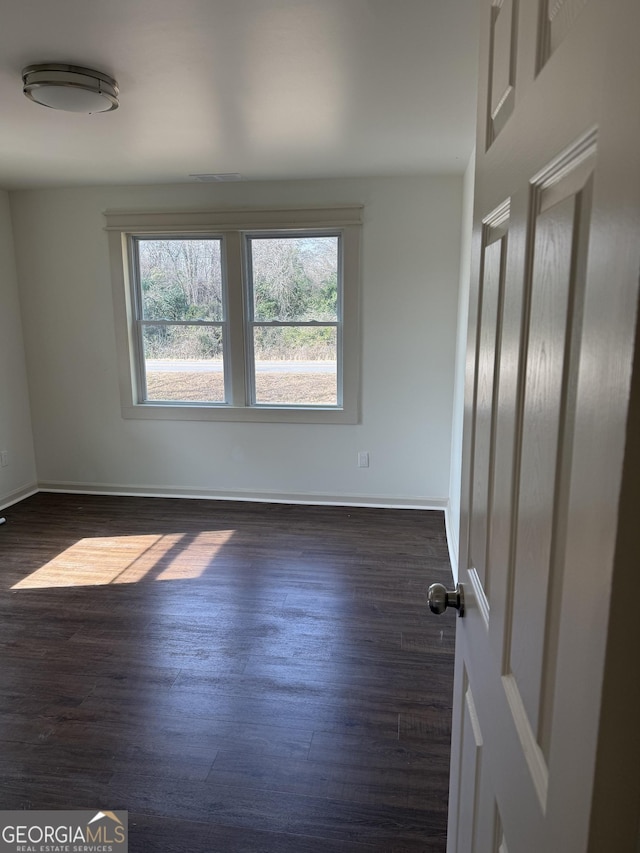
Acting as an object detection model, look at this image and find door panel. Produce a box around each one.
[456,679,483,853]
[455,670,501,853]
[447,0,640,850]
[538,0,588,69]
[510,172,591,742]
[469,227,508,597]
[487,0,517,145]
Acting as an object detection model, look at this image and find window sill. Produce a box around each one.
[121,402,359,424]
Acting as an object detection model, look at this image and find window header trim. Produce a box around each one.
[104,206,364,233]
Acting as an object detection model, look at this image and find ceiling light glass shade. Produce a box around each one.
[22,64,119,113]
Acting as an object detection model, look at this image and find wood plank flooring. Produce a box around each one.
[0,493,455,851]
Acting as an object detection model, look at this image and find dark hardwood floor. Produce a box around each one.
[0,493,456,852]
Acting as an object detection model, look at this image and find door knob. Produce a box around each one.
[428,583,465,617]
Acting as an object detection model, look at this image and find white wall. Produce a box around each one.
[0,191,37,507]
[11,176,462,506]
[447,152,475,576]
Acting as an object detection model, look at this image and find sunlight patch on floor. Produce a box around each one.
[11,530,236,589]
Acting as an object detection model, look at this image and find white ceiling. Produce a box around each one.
[0,0,478,190]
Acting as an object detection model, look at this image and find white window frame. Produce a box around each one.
[106,206,362,424]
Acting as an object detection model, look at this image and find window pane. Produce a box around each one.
[253,327,337,405]
[142,325,225,402]
[137,239,224,321]
[250,236,339,322]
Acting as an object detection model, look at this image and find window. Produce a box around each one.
[135,237,227,403]
[246,234,340,407]
[106,207,362,423]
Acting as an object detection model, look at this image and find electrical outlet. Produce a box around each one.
[0,451,8,468]
[357,451,370,468]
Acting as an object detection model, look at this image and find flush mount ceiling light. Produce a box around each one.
[22,63,119,113]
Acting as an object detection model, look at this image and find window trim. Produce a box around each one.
[106,206,362,424]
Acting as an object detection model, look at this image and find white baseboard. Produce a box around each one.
[37,480,448,512]
[444,500,459,582]
[0,482,39,512]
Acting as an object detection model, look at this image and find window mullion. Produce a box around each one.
[138,319,223,328]
[224,231,248,406]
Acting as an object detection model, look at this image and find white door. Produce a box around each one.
[444,0,640,850]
